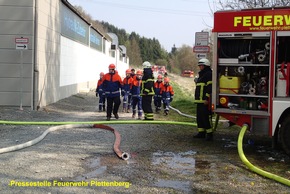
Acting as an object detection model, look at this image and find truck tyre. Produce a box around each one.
[279,115,290,155]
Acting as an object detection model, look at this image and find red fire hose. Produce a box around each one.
[93,124,129,160]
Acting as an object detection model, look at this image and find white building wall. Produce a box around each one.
[35,0,128,108]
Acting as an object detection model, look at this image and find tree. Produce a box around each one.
[126,38,143,67]
[176,45,198,74]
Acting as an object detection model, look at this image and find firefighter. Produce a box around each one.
[141,61,155,120]
[95,72,106,112]
[160,77,174,115]
[102,64,123,121]
[131,70,143,119]
[193,58,213,141]
[121,69,133,113]
[131,68,136,78]
[154,74,164,113]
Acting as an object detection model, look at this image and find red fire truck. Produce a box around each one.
[212,7,290,155]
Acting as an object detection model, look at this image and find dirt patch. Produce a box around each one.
[0,77,290,193]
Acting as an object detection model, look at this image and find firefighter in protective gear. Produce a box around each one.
[141,61,155,120]
[160,77,174,115]
[102,64,123,121]
[96,72,106,112]
[194,58,213,141]
[154,74,164,113]
[122,69,133,113]
[131,68,136,78]
[131,70,143,119]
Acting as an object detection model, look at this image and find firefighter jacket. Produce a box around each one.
[194,66,212,103]
[154,81,164,97]
[160,84,174,99]
[122,76,133,95]
[96,78,104,95]
[102,72,123,98]
[141,68,155,96]
[131,77,142,97]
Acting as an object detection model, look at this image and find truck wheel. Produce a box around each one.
[279,115,290,155]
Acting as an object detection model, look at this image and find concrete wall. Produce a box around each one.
[0,0,129,109]
[0,0,34,107]
[35,0,61,108]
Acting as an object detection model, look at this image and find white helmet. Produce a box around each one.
[142,61,151,68]
[198,58,210,66]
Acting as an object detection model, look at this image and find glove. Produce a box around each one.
[170,97,173,102]
[121,91,125,97]
[96,92,98,97]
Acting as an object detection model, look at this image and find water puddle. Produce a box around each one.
[74,157,108,181]
[152,150,197,175]
[154,179,192,193]
[74,155,136,181]
[151,151,197,192]
[222,138,237,148]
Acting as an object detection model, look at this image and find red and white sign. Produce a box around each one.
[15,37,29,44]
[193,45,210,53]
[15,37,29,50]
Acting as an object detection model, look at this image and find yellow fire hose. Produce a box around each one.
[0,119,289,186]
[238,124,290,186]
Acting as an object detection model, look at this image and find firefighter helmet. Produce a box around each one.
[126,69,131,74]
[157,74,163,79]
[142,61,151,68]
[109,63,116,69]
[164,77,170,83]
[136,70,143,75]
[198,58,210,66]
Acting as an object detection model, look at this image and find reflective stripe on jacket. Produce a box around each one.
[194,67,212,103]
[102,72,123,98]
[141,68,155,96]
[122,76,133,93]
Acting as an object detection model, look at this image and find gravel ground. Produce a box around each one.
[0,89,290,194]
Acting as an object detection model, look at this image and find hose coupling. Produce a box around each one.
[121,152,130,160]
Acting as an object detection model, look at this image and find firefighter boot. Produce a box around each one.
[205,132,213,141]
[113,113,119,119]
[193,132,206,138]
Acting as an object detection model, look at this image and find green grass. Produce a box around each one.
[170,81,196,114]
[156,81,197,123]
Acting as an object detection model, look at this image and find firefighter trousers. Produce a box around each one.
[196,103,212,133]
[142,95,154,120]
[106,96,121,118]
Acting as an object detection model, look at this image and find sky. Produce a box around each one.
[67,0,215,52]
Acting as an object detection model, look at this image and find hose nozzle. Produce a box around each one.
[121,152,130,160]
